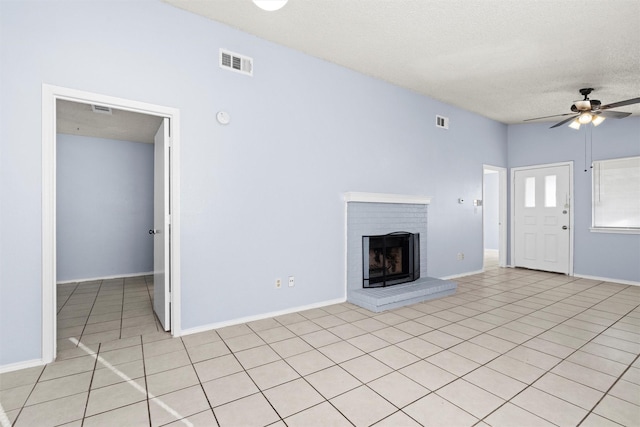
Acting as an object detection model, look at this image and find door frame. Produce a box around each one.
[510,161,574,275]
[483,165,507,268]
[42,84,182,363]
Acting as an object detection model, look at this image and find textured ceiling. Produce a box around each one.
[57,100,163,144]
[164,0,640,125]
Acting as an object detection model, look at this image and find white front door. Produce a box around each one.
[153,118,171,331]
[514,163,571,274]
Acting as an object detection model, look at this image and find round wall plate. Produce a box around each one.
[216,111,230,125]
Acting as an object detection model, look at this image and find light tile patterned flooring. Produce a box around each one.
[1,267,640,426]
[55,276,165,348]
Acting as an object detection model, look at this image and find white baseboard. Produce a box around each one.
[57,271,153,285]
[181,297,347,337]
[447,266,638,287]
[440,269,485,280]
[572,273,639,287]
[0,358,45,374]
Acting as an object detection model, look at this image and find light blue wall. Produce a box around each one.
[483,172,499,250]
[507,118,640,282]
[1,0,505,365]
[57,134,154,282]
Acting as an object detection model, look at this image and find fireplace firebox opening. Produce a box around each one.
[362,232,420,288]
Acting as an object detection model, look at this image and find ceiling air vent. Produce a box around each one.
[436,115,449,129]
[220,49,253,76]
[91,104,112,115]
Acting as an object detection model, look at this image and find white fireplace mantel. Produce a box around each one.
[344,192,431,205]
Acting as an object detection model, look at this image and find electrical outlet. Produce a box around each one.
[288,276,295,287]
[457,252,465,261]
[275,278,282,289]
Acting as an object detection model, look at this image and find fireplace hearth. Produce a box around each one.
[363,232,420,288]
[345,192,457,312]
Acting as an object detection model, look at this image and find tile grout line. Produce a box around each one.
[262,316,384,426]
[7,270,637,426]
[223,334,289,425]
[474,278,637,418]
[79,341,101,427]
[391,277,612,424]
[198,314,357,425]
[179,333,222,426]
[256,285,505,424]
[575,328,640,426]
[71,338,193,427]
[322,273,629,425]
[142,275,160,335]
[141,334,153,427]
[78,279,105,346]
[166,274,636,426]
[471,281,640,426]
[372,273,637,425]
[222,313,353,423]
[119,278,127,340]
[329,271,573,423]
[5,362,46,426]
[143,271,628,423]
[202,271,625,426]
[56,281,80,316]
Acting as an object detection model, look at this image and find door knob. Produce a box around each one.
[149,229,156,235]
[562,225,568,230]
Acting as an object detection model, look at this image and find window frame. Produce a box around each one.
[590,155,640,235]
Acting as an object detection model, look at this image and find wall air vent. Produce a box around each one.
[436,115,449,129]
[220,49,253,76]
[91,105,112,115]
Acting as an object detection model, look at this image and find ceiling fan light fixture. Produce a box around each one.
[526,89,640,129]
[578,112,593,124]
[592,115,606,126]
[252,0,288,11]
[568,120,581,130]
[574,100,591,110]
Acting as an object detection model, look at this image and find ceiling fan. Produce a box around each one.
[524,88,640,129]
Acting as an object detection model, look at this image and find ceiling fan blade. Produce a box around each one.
[523,112,575,122]
[598,110,632,119]
[600,97,640,110]
[550,115,578,129]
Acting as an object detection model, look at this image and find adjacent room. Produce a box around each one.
[1,0,639,426]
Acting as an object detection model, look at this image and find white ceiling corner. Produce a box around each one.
[163,0,640,125]
[56,1,640,141]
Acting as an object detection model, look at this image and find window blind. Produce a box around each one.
[592,156,640,229]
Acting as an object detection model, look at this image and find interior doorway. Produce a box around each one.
[56,99,160,284]
[483,165,507,270]
[42,84,182,363]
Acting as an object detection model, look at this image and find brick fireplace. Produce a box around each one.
[345,192,457,312]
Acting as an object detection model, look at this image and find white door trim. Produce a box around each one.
[510,161,574,276]
[483,165,507,268]
[41,84,182,364]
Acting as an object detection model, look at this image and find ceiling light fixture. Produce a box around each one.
[252,0,288,11]
[578,112,593,124]
[592,115,606,126]
[574,100,591,110]
[568,113,606,130]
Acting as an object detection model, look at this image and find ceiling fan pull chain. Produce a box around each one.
[590,126,594,170]
[584,130,588,172]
